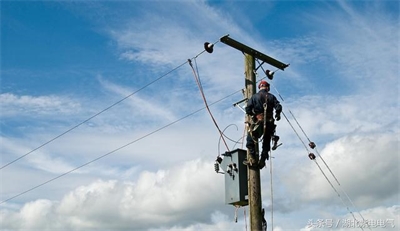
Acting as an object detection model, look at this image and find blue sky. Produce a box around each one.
[1,1,399,230]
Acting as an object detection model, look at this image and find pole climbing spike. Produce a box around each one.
[308,153,316,160]
[309,142,316,149]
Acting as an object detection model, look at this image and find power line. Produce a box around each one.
[254,62,369,230]
[1,60,192,170]
[189,57,230,152]
[0,88,242,205]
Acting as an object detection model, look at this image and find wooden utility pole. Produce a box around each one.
[244,54,263,231]
[219,34,288,231]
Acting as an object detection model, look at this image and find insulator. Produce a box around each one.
[266,69,275,80]
[309,142,316,149]
[214,162,220,173]
[216,156,222,164]
[308,153,316,160]
[227,164,233,176]
[204,42,214,53]
[233,163,238,172]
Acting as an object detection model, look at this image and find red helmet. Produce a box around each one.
[258,80,270,89]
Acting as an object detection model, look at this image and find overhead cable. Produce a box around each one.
[1,39,223,170]
[255,60,369,230]
[188,57,230,152]
[0,88,242,205]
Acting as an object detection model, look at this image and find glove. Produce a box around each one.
[275,113,281,121]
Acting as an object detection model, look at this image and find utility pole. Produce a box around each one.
[244,54,263,231]
[218,35,288,231]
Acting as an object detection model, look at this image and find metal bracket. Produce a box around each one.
[233,98,248,114]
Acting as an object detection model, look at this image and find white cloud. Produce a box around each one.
[97,77,178,123]
[1,1,399,231]
[282,131,399,209]
[302,205,399,231]
[108,1,241,66]
[312,0,398,94]
[0,93,81,118]
[0,159,228,230]
[104,1,257,96]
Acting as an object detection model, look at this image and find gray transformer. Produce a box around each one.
[220,149,249,206]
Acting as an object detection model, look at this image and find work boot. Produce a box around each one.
[258,159,266,169]
[243,157,257,166]
[258,153,269,169]
[243,149,257,166]
[271,135,280,150]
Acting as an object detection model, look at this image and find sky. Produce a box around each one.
[0,0,399,230]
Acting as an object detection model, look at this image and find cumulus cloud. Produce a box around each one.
[302,205,399,231]
[0,159,227,230]
[282,131,398,209]
[1,1,398,231]
[0,199,59,230]
[148,211,237,231]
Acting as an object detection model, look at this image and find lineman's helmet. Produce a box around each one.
[258,80,270,89]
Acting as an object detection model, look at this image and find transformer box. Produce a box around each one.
[220,148,248,206]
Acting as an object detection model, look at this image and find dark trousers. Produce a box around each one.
[246,120,276,159]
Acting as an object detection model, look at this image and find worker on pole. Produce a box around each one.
[245,80,282,169]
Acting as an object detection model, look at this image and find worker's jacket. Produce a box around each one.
[245,89,282,120]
